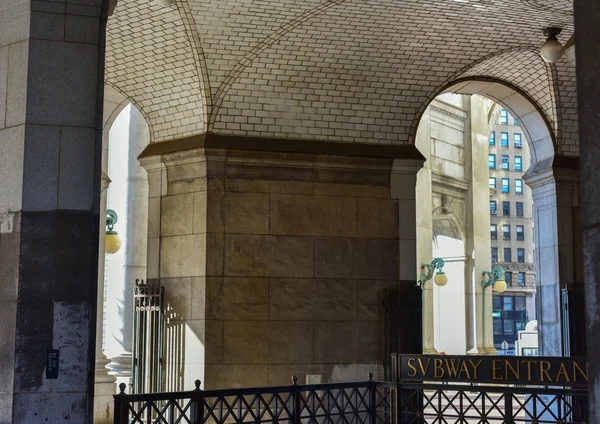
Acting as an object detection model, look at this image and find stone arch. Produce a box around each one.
[410,49,558,171]
[413,77,556,173]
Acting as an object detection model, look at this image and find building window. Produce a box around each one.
[493,319,502,335]
[491,247,498,263]
[501,132,509,147]
[503,201,510,216]
[491,224,497,240]
[504,247,512,262]
[490,131,495,146]
[505,271,512,286]
[515,179,523,194]
[489,177,496,189]
[517,225,524,241]
[500,109,508,124]
[490,201,497,215]
[504,319,515,335]
[501,155,509,170]
[502,178,509,193]
[503,225,511,240]
[514,133,522,148]
[518,272,525,286]
[493,295,528,343]
[515,156,522,171]
[516,202,524,217]
[514,118,518,125]
[517,248,525,263]
[488,154,496,169]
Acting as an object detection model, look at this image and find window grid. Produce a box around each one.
[503,201,510,216]
[490,131,495,146]
[489,177,496,189]
[491,247,498,263]
[491,224,497,240]
[504,247,512,263]
[514,133,522,148]
[502,178,509,193]
[488,154,496,169]
[490,201,497,215]
[500,110,508,124]
[501,132,509,147]
[501,155,509,170]
[518,272,525,286]
[505,272,512,286]
[503,225,511,240]
[515,179,523,194]
[517,225,524,241]
[516,202,524,217]
[515,156,522,171]
[517,248,525,263]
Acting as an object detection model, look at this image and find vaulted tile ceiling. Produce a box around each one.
[105,0,577,155]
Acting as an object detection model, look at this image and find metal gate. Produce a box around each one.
[132,279,165,394]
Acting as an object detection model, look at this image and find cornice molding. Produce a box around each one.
[138,133,425,162]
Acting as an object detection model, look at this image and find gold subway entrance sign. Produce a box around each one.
[392,354,588,386]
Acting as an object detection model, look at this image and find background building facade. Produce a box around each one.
[488,109,536,353]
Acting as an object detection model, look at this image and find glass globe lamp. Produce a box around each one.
[434,272,448,287]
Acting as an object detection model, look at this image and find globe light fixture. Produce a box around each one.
[540,27,563,63]
[481,266,507,294]
[418,258,447,288]
[105,209,122,255]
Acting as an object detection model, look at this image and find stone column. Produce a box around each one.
[466,96,494,354]
[0,1,108,422]
[575,0,600,418]
[392,159,426,355]
[524,163,580,356]
[414,108,436,354]
[105,106,149,386]
[93,171,114,424]
[140,139,423,389]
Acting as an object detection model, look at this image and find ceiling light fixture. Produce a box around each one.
[540,27,563,63]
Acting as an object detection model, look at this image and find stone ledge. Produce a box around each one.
[138,133,425,162]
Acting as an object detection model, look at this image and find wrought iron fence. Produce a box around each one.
[114,380,588,424]
[398,382,588,423]
[114,378,588,424]
[114,375,393,424]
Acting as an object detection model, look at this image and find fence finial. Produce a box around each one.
[194,380,202,391]
[368,372,373,381]
[119,383,127,394]
[292,375,298,385]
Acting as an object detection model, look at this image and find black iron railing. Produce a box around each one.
[114,377,588,424]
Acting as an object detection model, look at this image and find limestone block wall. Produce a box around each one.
[143,147,403,390]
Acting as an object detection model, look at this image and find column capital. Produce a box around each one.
[523,156,579,189]
[391,158,425,175]
[101,170,111,192]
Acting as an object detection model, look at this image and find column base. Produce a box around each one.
[423,347,438,354]
[106,352,133,378]
[476,346,498,355]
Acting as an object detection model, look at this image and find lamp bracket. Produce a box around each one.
[543,27,562,40]
[106,209,118,232]
[481,265,505,290]
[418,258,445,288]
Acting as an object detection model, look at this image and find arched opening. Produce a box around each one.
[414,80,560,358]
[94,86,151,418]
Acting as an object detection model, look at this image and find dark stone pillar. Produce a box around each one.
[0,1,109,422]
[574,0,600,420]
